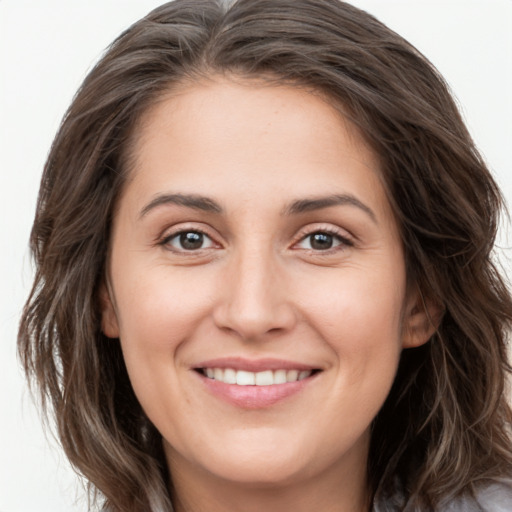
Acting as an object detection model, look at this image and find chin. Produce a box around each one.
[206,454,310,488]
[165,429,317,488]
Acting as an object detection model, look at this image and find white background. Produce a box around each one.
[1,1,511,510]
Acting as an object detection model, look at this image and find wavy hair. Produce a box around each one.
[18,0,512,510]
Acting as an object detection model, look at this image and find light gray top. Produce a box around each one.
[373,481,512,511]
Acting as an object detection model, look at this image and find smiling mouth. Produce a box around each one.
[197,368,320,386]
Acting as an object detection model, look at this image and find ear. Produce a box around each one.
[402,288,443,349]
[99,281,120,338]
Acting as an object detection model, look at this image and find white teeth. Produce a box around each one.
[286,369,299,381]
[224,368,236,384]
[274,369,287,384]
[214,368,223,381]
[202,368,314,385]
[255,370,273,386]
[236,370,255,386]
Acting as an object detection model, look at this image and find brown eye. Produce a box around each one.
[309,233,334,250]
[165,231,214,251]
[295,231,351,252]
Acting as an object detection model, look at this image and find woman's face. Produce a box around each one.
[102,78,430,492]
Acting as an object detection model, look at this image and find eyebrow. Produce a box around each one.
[283,194,377,223]
[139,193,223,218]
[139,192,377,223]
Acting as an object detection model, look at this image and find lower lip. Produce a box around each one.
[197,372,318,409]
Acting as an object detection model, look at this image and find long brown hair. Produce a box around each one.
[18,1,512,510]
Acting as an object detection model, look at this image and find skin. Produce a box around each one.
[101,77,435,512]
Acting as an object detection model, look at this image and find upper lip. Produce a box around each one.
[194,357,320,373]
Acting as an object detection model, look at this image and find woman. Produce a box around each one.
[18,0,512,510]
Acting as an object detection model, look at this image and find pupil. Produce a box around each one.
[311,233,333,250]
[180,232,203,250]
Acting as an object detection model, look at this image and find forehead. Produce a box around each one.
[120,77,393,226]
[137,76,374,153]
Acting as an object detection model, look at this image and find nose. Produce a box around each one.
[212,248,297,340]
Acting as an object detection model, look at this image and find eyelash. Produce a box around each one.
[158,226,354,254]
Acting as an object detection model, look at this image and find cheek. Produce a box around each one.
[297,265,405,390]
[111,267,214,418]
[298,266,405,340]
[111,266,219,407]
[114,265,215,344]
